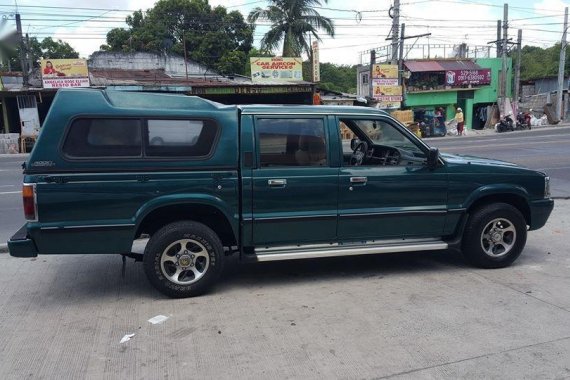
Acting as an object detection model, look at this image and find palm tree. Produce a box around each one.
[248,0,335,57]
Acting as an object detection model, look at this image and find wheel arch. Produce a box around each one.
[464,186,531,226]
[133,195,238,247]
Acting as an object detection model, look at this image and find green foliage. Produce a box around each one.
[518,43,570,81]
[1,37,79,71]
[243,47,274,77]
[302,61,356,93]
[248,0,334,57]
[103,0,254,75]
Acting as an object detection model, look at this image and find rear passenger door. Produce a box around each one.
[251,116,338,247]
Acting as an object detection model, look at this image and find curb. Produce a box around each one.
[0,244,8,254]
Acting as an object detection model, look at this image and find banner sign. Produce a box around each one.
[445,69,491,86]
[372,64,401,105]
[372,64,398,79]
[373,78,398,86]
[250,57,303,82]
[41,59,90,88]
[312,41,320,82]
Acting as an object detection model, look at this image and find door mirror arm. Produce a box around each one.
[426,147,439,170]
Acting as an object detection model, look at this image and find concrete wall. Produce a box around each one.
[89,51,212,78]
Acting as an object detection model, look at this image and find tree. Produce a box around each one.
[1,37,79,71]
[247,0,335,57]
[301,61,357,93]
[102,0,254,75]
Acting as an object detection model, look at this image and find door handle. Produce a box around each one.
[350,176,367,184]
[268,179,287,187]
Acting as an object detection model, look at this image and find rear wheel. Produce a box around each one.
[462,203,527,268]
[143,221,224,298]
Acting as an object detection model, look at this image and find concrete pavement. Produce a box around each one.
[0,200,568,379]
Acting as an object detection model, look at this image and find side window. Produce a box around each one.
[63,118,142,157]
[145,119,218,157]
[339,118,426,167]
[256,118,327,167]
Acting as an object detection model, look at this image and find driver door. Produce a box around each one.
[337,116,449,241]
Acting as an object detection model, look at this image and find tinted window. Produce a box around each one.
[63,118,142,157]
[257,118,327,167]
[145,119,218,157]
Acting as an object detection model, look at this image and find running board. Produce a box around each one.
[251,240,448,262]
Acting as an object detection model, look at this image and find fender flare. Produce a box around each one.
[132,194,238,239]
[462,184,530,210]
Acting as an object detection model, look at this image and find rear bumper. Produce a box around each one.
[7,224,38,258]
[529,198,554,231]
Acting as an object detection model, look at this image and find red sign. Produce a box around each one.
[445,69,491,86]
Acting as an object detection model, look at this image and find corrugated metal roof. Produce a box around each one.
[89,68,312,88]
[404,60,482,72]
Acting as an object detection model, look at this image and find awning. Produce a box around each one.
[404,60,482,72]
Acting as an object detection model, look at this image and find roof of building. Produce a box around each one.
[89,68,312,88]
[404,59,482,72]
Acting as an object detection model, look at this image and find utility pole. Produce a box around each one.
[390,0,400,65]
[500,3,508,111]
[496,20,502,57]
[398,23,405,86]
[369,49,376,99]
[557,7,568,121]
[183,35,189,81]
[514,29,522,107]
[15,13,28,87]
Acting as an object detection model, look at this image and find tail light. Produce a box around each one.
[22,183,37,221]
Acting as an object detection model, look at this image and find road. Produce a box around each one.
[1,127,570,244]
[0,200,568,379]
[0,154,25,244]
[428,126,570,198]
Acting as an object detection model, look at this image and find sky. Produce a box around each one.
[0,0,569,65]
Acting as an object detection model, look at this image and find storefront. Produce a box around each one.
[403,58,511,130]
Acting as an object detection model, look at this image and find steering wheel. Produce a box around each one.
[350,141,369,166]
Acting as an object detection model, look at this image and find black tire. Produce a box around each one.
[462,203,527,268]
[143,221,224,298]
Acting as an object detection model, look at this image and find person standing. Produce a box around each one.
[455,107,464,136]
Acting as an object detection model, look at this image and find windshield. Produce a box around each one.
[354,119,422,153]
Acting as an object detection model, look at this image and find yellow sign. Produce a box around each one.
[373,85,402,96]
[41,59,89,88]
[250,57,303,82]
[372,64,398,79]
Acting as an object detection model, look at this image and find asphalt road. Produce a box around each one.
[427,126,570,198]
[0,154,25,244]
[1,126,569,244]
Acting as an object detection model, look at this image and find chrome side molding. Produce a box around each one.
[252,239,448,262]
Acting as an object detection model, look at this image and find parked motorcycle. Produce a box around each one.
[495,114,515,133]
[516,111,532,130]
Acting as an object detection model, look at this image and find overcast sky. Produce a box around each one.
[0,0,568,65]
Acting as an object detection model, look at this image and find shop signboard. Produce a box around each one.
[312,41,320,82]
[445,69,491,86]
[372,64,398,79]
[41,59,90,88]
[250,57,303,82]
[372,65,402,107]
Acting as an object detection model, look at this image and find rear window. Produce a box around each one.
[62,118,219,159]
[63,119,142,157]
[145,119,218,157]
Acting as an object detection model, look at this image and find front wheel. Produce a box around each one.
[143,221,224,298]
[462,203,527,268]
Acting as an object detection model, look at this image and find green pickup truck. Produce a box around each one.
[8,89,554,298]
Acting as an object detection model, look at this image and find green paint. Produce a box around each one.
[10,89,552,261]
[404,58,512,129]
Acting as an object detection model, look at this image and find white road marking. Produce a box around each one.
[0,185,15,188]
[0,191,20,195]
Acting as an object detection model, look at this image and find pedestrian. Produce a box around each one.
[455,107,464,136]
